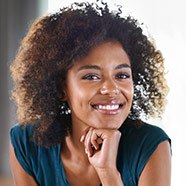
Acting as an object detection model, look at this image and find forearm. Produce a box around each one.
[96,168,123,186]
[81,128,123,185]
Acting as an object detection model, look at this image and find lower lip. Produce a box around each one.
[94,107,122,115]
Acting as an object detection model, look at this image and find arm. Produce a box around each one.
[9,143,38,186]
[139,140,171,186]
[95,167,123,186]
[81,128,123,186]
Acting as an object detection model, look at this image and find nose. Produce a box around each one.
[100,79,120,96]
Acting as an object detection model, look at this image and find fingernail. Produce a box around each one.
[85,148,88,154]
[80,135,84,142]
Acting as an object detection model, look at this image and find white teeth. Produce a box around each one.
[98,105,119,110]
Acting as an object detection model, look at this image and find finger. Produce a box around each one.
[91,129,100,150]
[96,137,103,145]
[80,133,86,143]
[80,127,90,143]
[84,128,94,157]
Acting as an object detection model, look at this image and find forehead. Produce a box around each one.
[73,41,131,69]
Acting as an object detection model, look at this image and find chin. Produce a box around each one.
[94,121,124,130]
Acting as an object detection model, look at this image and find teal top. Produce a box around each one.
[10,122,171,186]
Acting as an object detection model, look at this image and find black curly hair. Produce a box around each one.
[10,1,168,147]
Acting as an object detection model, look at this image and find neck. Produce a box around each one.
[60,119,101,185]
[61,121,90,163]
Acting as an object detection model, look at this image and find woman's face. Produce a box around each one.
[65,41,134,130]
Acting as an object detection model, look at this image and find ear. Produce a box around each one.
[58,89,68,101]
[61,90,68,101]
[57,79,68,101]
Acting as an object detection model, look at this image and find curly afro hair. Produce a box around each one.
[10,1,168,147]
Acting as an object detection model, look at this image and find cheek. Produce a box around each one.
[124,82,134,102]
[130,85,134,101]
[66,84,89,109]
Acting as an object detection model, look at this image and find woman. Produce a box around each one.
[9,1,171,186]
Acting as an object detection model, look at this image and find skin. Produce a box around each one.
[62,41,133,185]
[10,41,171,186]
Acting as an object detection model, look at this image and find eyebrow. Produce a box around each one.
[78,63,131,71]
[78,65,101,71]
[115,63,131,69]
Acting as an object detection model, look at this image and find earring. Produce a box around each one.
[59,101,71,115]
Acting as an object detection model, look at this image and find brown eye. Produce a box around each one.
[115,72,130,79]
[82,74,100,80]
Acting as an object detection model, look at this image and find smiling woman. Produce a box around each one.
[9,1,171,186]
[65,41,133,130]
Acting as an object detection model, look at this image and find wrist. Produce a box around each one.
[95,167,123,186]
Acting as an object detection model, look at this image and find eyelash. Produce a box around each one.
[82,74,100,80]
[82,72,130,80]
[115,72,130,79]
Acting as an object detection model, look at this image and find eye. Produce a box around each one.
[82,74,100,80]
[115,72,130,79]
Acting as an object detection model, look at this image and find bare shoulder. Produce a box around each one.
[139,140,171,186]
[9,142,37,186]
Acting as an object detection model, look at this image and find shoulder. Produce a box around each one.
[10,124,61,184]
[10,123,33,139]
[10,124,35,152]
[121,121,170,145]
[139,140,171,186]
[118,121,171,185]
[120,121,171,156]
[10,123,58,159]
[10,124,37,177]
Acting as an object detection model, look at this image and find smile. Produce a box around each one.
[91,103,123,114]
[98,104,119,110]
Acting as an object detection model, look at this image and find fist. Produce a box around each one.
[80,127,121,169]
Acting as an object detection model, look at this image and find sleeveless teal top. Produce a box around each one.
[10,122,170,186]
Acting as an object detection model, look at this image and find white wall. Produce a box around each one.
[49,1,186,185]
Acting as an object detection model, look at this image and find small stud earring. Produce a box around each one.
[59,101,71,115]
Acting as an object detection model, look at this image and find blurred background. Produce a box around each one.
[0,0,47,185]
[0,0,185,185]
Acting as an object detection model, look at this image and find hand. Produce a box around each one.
[80,128,123,185]
[80,127,121,170]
